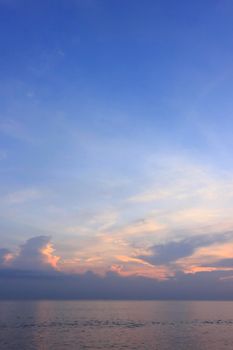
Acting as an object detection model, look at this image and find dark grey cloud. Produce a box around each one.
[0,268,232,300]
[138,232,233,265]
[203,258,233,268]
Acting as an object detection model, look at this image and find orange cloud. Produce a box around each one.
[40,243,60,269]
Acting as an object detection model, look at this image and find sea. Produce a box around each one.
[0,300,232,349]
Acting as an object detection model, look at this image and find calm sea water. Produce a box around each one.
[0,301,233,349]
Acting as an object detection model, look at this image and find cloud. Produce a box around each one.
[127,155,233,230]
[203,258,233,268]
[0,269,232,300]
[138,232,233,266]
[10,236,60,271]
[5,188,42,205]
[0,236,232,299]
[0,248,11,266]
[115,218,164,236]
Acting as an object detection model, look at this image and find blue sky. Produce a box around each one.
[0,0,233,284]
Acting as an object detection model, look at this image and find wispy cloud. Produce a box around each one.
[4,188,42,205]
[128,156,233,206]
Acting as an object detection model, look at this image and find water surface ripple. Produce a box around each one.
[0,301,232,349]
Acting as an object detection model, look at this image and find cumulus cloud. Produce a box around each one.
[4,236,60,271]
[138,232,233,266]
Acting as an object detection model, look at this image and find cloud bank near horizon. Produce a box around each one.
[1,235,232,279]
[0,234,232,299]
[0,265,233,300]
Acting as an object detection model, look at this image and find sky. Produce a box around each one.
[0,0,233,298]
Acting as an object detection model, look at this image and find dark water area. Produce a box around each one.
[0,301,233,349]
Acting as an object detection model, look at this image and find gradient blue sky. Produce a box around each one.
[1,0,233,281]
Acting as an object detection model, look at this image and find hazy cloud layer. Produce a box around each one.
[0,269,232,300]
